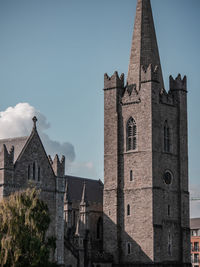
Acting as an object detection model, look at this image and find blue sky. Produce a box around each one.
[0,0,200,204]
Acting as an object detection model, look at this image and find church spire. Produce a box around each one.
[127,0,164,89]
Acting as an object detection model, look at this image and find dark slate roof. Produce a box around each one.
[65,175,103,204]
[0,136,29,162]
[190,218,200,229]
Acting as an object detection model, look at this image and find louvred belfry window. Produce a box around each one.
[127,117,137,151]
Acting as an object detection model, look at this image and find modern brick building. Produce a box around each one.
[0,0,191,266]
[191,218,200,267]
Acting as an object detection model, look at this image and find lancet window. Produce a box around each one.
[127,204,131,216]
[164,121,170,152]
[127,117,137,151]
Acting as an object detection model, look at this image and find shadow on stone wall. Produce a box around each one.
[100,213,191,267]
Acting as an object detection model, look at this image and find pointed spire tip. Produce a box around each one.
[127,0,164,88]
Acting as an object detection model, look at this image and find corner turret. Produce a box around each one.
[170,74,187,92]
[0,145,14,169]
[104,71,124,90]
[0,145,14,187]
[75,181,90,267]
[51,154,65,265]
[80,181,88,206]
[76,182,90,237]
[52,154,65,177]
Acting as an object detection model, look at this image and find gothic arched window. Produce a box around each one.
[127,117,137,151]
[164,121,170,152]
[28,165,30,180]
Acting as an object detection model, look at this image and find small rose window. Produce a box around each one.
[163,170,173,185]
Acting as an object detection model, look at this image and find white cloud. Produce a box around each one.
[68,161,98,179]
[0,103,75,165]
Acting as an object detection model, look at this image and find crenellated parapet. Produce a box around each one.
[141,64,160,84]
[159,88,175,106]
[51,154,65,177]
[170,74,187,91]
[104,71,124,90]
[0,144,14,169]
[121,83,141,106]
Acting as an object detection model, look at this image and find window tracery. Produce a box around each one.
[127,117,137,151]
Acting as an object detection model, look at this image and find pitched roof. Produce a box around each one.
[190,218,200,229]
[0,136,29,162]
[127,0,164,89]
[65,175,103,204]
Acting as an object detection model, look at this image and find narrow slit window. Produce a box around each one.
[33,162,35,180]
[127,204,130,216]
[164,121,170,152]
[127,117,137,151]
[38,166,40,181]
[168,232,172,256]
[28,165,30,180]
[168,205,171,216]
[127,243,131,255]
[130,170,133,181]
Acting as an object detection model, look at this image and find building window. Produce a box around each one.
[127,204,130,216]
[192,230,198,237]
[168,205,171,217]
[38,166,40,181]
[33,162,36,180]
[97,217,103,240]
[194,242,199,252]
[28,165,30,180]
[130,170,133,181]
[163,170,173,185]
[168,232,172,256]
[164,121,170,152]
[127,243,131,255]
[127,117,137,151]
[194,253,199,263]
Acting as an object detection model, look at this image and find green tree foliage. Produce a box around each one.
[0,188,59,267]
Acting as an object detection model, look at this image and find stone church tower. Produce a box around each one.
[103,0,191,266]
